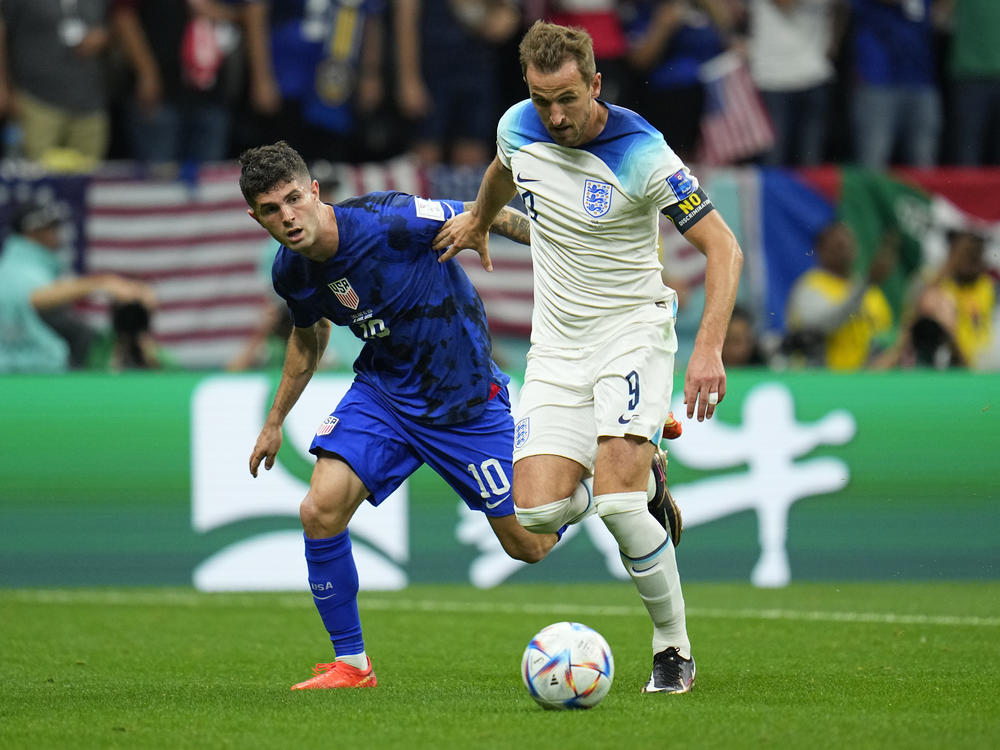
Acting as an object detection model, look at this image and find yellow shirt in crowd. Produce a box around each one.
[940,275,995,366]
[791,269,892,370]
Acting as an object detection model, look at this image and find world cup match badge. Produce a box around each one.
[667,170,694,199]
[582,180,612,218]
[316,415,339,436]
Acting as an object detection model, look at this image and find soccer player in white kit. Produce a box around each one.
[435,21,743,694]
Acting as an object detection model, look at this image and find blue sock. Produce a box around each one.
[304,530,364,656]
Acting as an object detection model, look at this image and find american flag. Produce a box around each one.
[696,52,775,166]
[80,157,536,368]
[83,164,271,368]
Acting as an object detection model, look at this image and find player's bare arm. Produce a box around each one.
[249,319,332,477]
[433,156,518,271]
[462,201,531,245]
[680,210,742,422]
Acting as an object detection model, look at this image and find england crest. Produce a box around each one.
[583,179,612,218]
[514,417,530,449]
[328,278,359,310]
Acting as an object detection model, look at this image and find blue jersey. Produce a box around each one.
[271,191,508,425]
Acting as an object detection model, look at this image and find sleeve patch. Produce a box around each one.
[414,197,446,221]
[661,187,714,233]
[667,169,695,199]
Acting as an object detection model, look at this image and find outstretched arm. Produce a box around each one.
[679,210,743,422]
[249,319,331,477]
[433,156,518,271]
[462,201,530,245]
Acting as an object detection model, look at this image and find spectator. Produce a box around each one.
[948,0,1000,165]
[622,0,732,162]
[239,0,394,164]
[0,196,154,373]
[723,303,768,366]
[0,0,112,167]
[784,221,896,370]
[747,0,847,166]
[111,0,252,165]
[848,0,944,168]
[395,0,520,166]
[911,230,995,368]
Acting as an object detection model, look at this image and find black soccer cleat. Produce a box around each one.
[648,448,682,547]
[641,647,696,694]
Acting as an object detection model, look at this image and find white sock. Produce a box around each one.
[595,491,666,558]
[570,478,595,522]
[335,652,369,670]
[514,480,593,534]
[596,491,689,657]
[623,545,691,658]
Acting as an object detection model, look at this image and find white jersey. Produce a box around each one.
[497,99,713,346]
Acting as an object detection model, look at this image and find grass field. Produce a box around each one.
[2,582,999,749]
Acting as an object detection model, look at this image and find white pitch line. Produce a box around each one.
[3,589,999,628]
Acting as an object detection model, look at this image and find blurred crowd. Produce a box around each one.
[0,0,997,375]
[0,0,997,171]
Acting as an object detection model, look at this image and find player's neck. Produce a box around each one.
[302,203,340,262]
[581,99,609,145]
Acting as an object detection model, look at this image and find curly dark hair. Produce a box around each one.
[238,141,311,207]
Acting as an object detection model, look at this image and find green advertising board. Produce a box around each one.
[0,371,996,589]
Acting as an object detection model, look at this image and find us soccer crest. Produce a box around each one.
[583,180,612,218]
[328,278,359,310]
[316,415,339,436]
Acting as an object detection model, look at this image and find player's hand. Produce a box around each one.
[683,346,726,422]
[249,423,282,477]
[433,212,494,271]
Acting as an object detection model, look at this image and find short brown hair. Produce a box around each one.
[518,20,596,83]
[238,141,311,207]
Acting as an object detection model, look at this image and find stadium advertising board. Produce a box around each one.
[0,371,996,588]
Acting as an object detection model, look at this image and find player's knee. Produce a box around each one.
[515,498,572,534]
[502,531,554,564]
[299,495,348,538]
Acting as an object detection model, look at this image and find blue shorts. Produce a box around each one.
[309,380,515,517]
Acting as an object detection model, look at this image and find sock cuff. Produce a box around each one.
[593,491,648,517]
[304,529,352,562]
[515,497,574,534]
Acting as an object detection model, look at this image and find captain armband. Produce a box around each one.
[660,187,714,234]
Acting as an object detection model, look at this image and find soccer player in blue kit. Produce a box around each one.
[239,141,559,690]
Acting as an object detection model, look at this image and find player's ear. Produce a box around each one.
[591,72,602,99]
[311,179,321,199]
[247,207,262,226]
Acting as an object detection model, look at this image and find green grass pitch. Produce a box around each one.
[2,582,999,749]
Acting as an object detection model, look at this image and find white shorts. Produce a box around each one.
[513,309,677,470]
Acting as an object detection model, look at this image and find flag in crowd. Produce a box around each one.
[2,160,997,370]
[696,52,775,167]
[80,159,535,368]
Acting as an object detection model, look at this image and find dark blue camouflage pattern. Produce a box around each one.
[272,191,508,425]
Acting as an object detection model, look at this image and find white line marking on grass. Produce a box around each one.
[3,589,999,627]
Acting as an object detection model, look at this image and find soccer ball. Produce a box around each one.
[520,621,614,710]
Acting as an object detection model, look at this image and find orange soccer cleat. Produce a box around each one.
[662,412,682,440]
[290,658,378,690]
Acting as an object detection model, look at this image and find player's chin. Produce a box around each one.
[548,127,575,145]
